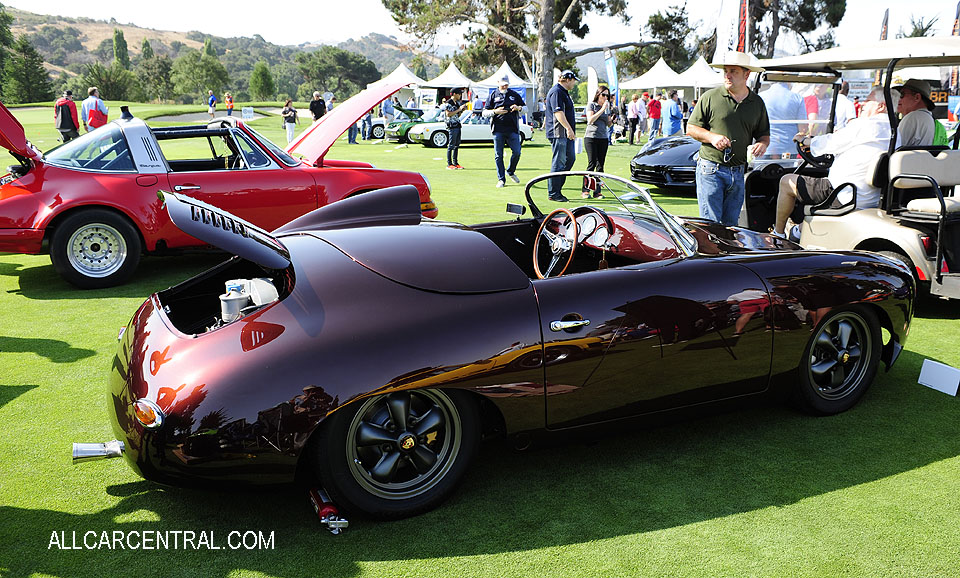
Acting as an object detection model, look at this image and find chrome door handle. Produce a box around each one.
[550,319,590,332]
[174,185,201,191]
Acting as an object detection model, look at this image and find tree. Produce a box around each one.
[171,49,230,97]
[82,61,136,100]
[4,34,53,103]
[249,60,275,100]
[897,15,939,39]
[141,38,154,60]
[203,38,217,58]
[113,28,129,69]
[294,46,380,96]
[0,3,16,84]
[137,54,173,102]
[383,0,660,98]
[620,5,704,79]
[749,0,846,57]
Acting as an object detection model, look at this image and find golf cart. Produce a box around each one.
[742,36,960,299]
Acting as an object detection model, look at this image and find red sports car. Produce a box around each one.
[0,79,436,288]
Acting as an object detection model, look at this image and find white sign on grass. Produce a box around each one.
[918,359,960,397]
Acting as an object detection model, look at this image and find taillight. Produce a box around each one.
[920,235,936,257]
[134,399,165,429]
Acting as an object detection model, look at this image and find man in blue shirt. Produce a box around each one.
[544,70,578,202]
[382,97,395,123]
[207,90,217,120]
[483,77,526,188]
[664,90,684,136]
[760,82,806,157]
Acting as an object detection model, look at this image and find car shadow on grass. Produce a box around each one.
[0,384,38,411]
[0,336,95,363]
[3,351,958,577]
[9,253,229,300]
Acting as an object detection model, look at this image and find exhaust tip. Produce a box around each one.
[73,440,125,464]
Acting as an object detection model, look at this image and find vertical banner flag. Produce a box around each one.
[588,66,599,110]
[715,0,750,61]
[604,48,619,106]
[874,9,889,85]
[951,1,959,96]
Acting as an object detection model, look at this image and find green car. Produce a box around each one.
[385,106,443,143]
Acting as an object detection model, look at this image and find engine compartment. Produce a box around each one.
[156,257,291,335]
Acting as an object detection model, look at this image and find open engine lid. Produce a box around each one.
[286,77,414,166]
[160,191,291,270]
[0,101,42,161]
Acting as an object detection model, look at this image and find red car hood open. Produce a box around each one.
[286,78,412,166]
[0,101,42,161]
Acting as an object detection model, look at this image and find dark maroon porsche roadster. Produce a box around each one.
[75,172,914,520]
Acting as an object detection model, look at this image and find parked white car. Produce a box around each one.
[407,111,534,147]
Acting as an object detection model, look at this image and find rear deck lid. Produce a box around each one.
[160,191,291,270]
[286,77,413,166]
[0,101,42,161]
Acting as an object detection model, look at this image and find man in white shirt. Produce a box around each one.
[772,87,899,237]
[833,81,856,130]
[894,78,936,147]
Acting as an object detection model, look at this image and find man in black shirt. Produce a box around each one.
[309,92,326,121]
[483,77,526,188]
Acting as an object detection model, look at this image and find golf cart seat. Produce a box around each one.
[889,150,960,215]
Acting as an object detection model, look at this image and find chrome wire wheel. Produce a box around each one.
[806,311,873,401]
[345,390,462,501]
[65,222,128,278]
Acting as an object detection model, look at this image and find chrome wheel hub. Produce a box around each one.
[66,223,128,278]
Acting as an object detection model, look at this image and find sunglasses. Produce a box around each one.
[723,139,737,163]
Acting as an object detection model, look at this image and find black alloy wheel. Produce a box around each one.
[315,389,479,519]
[796,307,881,415]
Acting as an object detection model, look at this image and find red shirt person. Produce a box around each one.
[54,90,80,142]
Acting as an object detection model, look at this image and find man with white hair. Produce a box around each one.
[771,86,899,238]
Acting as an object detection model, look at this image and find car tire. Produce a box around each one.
[315,388,479,520]
[50,209,142,289]
[372,125,385,139]
[795,306,881,416]
[430,131,448,148]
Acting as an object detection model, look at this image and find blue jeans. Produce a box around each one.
[348,124,359,144]
[493,131,522,181]
[649,117,661,140]
[695,158,745,226]
[447,126,461,166]
[361,118,372,139]
[549,137,576,196]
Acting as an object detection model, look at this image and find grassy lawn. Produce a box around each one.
[1,105,959,577]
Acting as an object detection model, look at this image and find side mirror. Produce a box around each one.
[506,203,526,219]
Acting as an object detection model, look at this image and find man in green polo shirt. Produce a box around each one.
[687,51,770,226]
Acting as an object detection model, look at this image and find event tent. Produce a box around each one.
[422,63,473,88]
[474,62,533,89]
[620,57,683,91]
[368,62,427,89]
[676,57,724,89]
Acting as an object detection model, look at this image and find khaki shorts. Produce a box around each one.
[796,175,839,207]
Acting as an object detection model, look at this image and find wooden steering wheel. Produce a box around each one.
[534,208,579,279]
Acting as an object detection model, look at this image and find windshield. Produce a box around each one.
[244,126,299,167]
[525,172,697,256]
[421,108,444,122]
[45,125,135,172]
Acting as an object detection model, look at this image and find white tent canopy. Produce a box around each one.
[620,57,683,91]
[676,57,724,89]
[758,36,960,72]
[474,62,533,89]
[368,62,427,89]
[422,63,473,88]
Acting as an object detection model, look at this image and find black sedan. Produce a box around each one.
[629,136,699,190]
[76,171,914,521]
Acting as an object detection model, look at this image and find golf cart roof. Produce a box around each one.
[759,36,960,73]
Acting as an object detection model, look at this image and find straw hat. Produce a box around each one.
[710,51,764,73]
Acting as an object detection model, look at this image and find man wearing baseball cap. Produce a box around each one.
[894,79,937,147]
[545,69,579,202]
[483,76,527,188]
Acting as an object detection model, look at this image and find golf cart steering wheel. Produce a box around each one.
[796,138,834,170]
[534,208,579,279]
